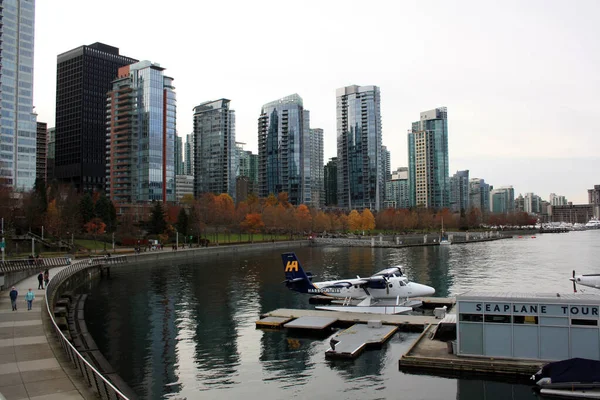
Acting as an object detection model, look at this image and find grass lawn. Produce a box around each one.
[74,239,112,251]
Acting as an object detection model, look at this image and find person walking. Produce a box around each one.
[43,269,50,288]
[25,289,34,311]
[9,287,18,311]
[37,272,44,290]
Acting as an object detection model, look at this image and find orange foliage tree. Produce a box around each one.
[240,213,265,242]
[84,218,106,253]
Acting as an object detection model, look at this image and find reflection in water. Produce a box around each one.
[84,231,600,399]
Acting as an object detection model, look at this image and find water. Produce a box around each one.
[84,230,600,399]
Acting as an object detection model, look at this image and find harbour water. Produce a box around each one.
[84,230,600,399]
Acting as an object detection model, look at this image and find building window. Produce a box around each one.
[484,315,511,324]
[571,319,598,326]
[514,315,538,325]
[459,314,483,322]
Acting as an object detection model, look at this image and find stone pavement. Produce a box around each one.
[0,267,96,400]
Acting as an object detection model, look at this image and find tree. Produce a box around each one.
[45,200,62,239]
[348,210,362,231]
[79,193,94,225]
[149,202,167,235]
[240,213,264,242]
[95,194,117,232]
[313,211,331,233]
[295,204,313,233]
[84,218,106,253]
[175,208,189,237]
[361,208,375,231]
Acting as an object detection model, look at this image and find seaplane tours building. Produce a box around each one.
[457,292,600,361]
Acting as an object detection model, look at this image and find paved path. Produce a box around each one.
[0,267,95,400]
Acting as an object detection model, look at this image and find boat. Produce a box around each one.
[586,218,600,229]
[533,358,600,398]
[440,218,451,245]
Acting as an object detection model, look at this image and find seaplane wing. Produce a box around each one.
[371,266,403,278]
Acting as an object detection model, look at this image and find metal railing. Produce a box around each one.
[0,257,71,272]
[45,259,130,400]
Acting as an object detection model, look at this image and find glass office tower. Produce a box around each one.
[0,0,37,190]
[192,99,236,201]
[106,61,176,204]
[408,107,449,209]
[336,85,383,211]
[257,94,309,206]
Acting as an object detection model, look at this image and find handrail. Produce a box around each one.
[45,259,130,400]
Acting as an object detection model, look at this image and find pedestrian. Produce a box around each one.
[25,289,34,311]
[37,271,44,290]
[43,269,49,288]
[9,287,18,311]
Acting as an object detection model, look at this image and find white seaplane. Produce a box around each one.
[571,270,600,292]
[281,252,435,315]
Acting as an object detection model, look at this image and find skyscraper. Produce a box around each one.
[490,186,515,214]
[36,122,47,183]
[258,94,310,206]
[184,134,194,176]
[193,99,236,201]
[385,167,410,209]
[46,127,55,183]
[0,0,37,190]
[55,43,137,192]
[382,145,391,181]
[408,107,449,209]
[450,170,470,213]
[469,178,490,213]
[324,157,338,207]
[175,136,184,175]
[336,85,383,211]
[105,61,176,204]
[309,128,324,209]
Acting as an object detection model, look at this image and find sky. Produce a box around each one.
[33,0,600,204]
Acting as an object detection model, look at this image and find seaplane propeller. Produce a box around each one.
[572,270,577,293]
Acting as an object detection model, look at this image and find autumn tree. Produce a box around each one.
[84,218,106,252]
[94,194,117,232]
[361,208,375,231]
[348,210,362,231]
[295,204,313,234]
[214,194,235,243]
[467,207,482,229]
[45,200,62,239]
[313,211,331,233]
[240,213,264,242]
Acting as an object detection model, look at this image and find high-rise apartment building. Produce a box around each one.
[55,43,137,192]
[490,186,515,214]
[309,128,324,208]
[336,85,383,211]
[408,107,449,209]
[236,142,258,193]
[549,193,568,206]
[175,136,184,175]
[524,192,542,214]
[469,178,490,212]
[382,145,391,181]
[589,185,600,205]
[184,133,194,176]
[0,0,37,190]
[46,127,55,183]
[385,167,410,209]
[450,170,470,213]
[36,122,47,183]
[105,61,176,204]
[193,99,236,201]
[324,157,338,207]
[258,94,310,206]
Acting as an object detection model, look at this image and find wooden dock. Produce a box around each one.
[259,308,439,331]
[399,325,543,378]
[326,322,398,359]
[284,316,337,331]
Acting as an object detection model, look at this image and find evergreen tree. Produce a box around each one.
[95,194,117,232]
[33,178,47,213]
[79,193,94,225]
[175,208,189,237]
[149,202,167,234]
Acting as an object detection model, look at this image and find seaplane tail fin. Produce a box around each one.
[282,252,314,293]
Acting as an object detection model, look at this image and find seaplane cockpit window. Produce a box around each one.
[399,281,406,286]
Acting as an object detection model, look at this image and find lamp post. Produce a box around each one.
[112,232,115,251]
[176,230,178,249]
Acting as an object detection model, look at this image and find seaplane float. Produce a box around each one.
[281,252,435,315]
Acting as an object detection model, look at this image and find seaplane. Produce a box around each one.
[571,270,600,292]
[281,252,436,315]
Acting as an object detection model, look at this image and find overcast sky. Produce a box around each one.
[34,0,599,203]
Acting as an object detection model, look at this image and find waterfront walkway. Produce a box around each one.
[0,267,94,400]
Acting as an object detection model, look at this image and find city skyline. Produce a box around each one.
[32,0,600,203]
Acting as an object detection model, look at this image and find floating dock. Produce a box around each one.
[398,325,543,378]
[284,316,337,331]
[326,321,398,359]
[259,308,439,332]
[255,316,293,329]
